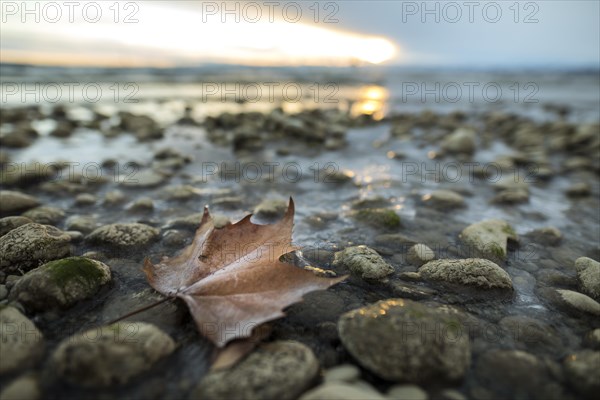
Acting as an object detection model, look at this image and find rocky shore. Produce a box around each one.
[0,99,599,400]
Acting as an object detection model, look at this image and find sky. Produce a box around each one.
[0,0,598,68]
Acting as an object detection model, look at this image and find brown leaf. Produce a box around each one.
[144,198,346,347]
[210,324,273,370]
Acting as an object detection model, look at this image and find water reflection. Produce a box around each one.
[351,85,388,120]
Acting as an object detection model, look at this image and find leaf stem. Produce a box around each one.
[106,296,174,325]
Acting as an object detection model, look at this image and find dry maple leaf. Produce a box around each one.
[143,198,345,347]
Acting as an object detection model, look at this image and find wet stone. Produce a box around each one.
[253,199,288,219]
[441,128,476,155]
[459,219,518,262]
[527,227,562,246]
[575,257,600,300]
[51,322,175,387]
[563,350,600,399]
[323,364,360,383]
[195,341,319,400]
[21,206,65,225]
[566,182,591,197]
[422,190,465,210]
[65,215,98,234]
[0,191,40,216]
[0,375,41,400]
[9,257,111,311]
[300,382,386,400]
[120,169,167,188]
[87,223,159,250]
[103,190,127,206]
[332,245,394,281]
[0,307,44,375]
[0,216,33,237]
[475,350,565,400]
[338,299,470,383]
[74,193,97,206]
[555,289,600,316]
[583,329,600,350]
[127,197,155,212]
[0,223,71,275]
[387,384,428,400]
[419,258,513,290]
[351,208,401,230]
[406,244,435,267]
[491,189,530,204]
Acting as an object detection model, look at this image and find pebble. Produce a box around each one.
[128,197,155,212]
[491,189,530,204]
[475,349,565,400]
[575,257,600,299]
[64,215,98,234]
[161,229,188,248]
[563,350,600,398]
[51,322,175,387]
[0,223,71,274]
[422,190,465,210]
[0,216,33,237]
[351,196,391,210]
[555,289,600,316]
[0,285,7,300]
[499,315,562,353]
[527,227,562,246]
[120,169,167,188]
[319,169,355,184]
[583,329,600,350]
[0,191,39,216]
[387,384,428,400]
[493,175,530,192]
[419,258,513,290]
[441,128,476,154]
[1,162,55,186]
[374,233,417,250]
[74,193,97,206]
[323,364,360,383]
[9,257,111,311]
[338,299,470,382]
[0,307,44,375]
[0,375,40,400]
[196,341,319,400]
[161,185,200,201]
[87,223,159,249]
[459,219,517,262]
[21,206,65,225]
[300,382,386,400]
[566,182,591,197]
[253,199,288,219]
[351,208,401,230]
[332,245,394,280]
[103,190,127,206]
[406,244,435,267]
[438,389,466,400]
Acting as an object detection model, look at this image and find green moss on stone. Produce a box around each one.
[45,257,106,289]
[488,243,506,259]
[502,224,517,237]
[353,209,401,230]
